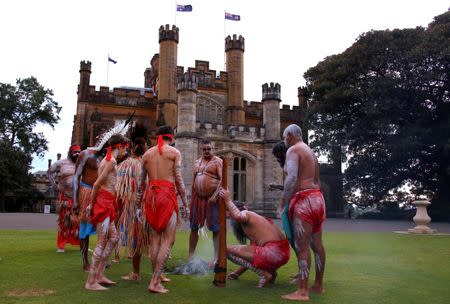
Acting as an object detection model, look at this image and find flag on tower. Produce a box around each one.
[177,4,193,12]
[108,56,117,64]
[225,12,240,21]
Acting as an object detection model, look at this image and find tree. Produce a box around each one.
[0,77,61,207]
[304,11,449,219]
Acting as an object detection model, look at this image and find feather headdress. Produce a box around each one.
[88,111,135,151]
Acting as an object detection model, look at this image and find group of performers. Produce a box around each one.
[47,122,326,301]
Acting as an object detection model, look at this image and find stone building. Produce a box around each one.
[71,24,343,217]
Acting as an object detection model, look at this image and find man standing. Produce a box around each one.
[188,139,222,264]
[47,145,81,253]
[85,134,129,291]
[280,124,326,301]
[218,189,290,288]
[141,125,189,294]
[73,148,103,271]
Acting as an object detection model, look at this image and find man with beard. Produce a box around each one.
[217,189,290,288]
[73,147,104,271]
[188,139,222,264]
[48,145,81,253]
[280,124,326,301]
[141,125,189,294]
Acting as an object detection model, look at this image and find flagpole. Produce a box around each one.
[224,11,226,71]
[107,53,110,86]
[174,1,177,25]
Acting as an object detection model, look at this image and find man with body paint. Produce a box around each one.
[140,125,189,294]
[218,189,290,288]
[85,134,129,291]
[47,145,81,253]
[279,124,326,301]
[188,139,222,264]
[73,148,104,271]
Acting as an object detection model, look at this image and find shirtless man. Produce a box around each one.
[218,189,290,288]
[188,139,222,263]
[85,134,129,291]
[47,145,81,253]
[73,148,104,271]
[141,125,189,294]
[279,124,326,301]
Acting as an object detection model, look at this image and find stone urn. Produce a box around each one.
[408,200,437,234]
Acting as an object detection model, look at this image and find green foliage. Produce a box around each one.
[0,230,449,304]
[0,77,61,157]
[305,11,450,215]
[0,77,60,201]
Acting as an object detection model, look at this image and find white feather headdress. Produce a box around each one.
[88,112,135,151]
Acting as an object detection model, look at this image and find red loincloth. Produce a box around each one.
[77,182,92,222]
[144,180,178,233]
[252,239,290,272]
[57,193,80,249]
[288,189,326,233]
[90,188,117,226]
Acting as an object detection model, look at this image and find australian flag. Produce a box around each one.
[177,4,192,12]
[225,12,240,21]
[108,56,117,64]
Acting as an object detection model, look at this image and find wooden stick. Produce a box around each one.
[213,157,228,287]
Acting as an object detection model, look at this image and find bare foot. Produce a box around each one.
[111,258,120,263]
[227,272,240,280]
[256,272,273,288]
[160,274,171,283]
[281,290,310,301]
[121,272,141,281]
[148,284,169,294]
[97,276,117,285]
[85,282,108,291]
[309,284,325,294]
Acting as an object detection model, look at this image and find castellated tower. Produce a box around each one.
[175,72,198,198]
[262,82,283,215]
[157,24,179,128]
[225,34,245,125]
[73,60,92,146]
[262,82,281,141]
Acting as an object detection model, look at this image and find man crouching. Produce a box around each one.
[218,189,290,288]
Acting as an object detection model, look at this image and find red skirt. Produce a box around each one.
[144,180,178,233]
[90,189,117,226]
[288,189,326,233]
[252,239,290,272]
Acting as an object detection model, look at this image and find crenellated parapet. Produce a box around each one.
[159,24,179,43]
[80,60,92,73]
[225,34,245,52]
[195,122,265,143]
[184,60,227,90]
[177,72,198,92]
[262,82,281,101]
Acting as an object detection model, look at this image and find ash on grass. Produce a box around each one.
[172,256,212,275]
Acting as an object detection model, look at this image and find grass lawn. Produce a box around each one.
[0,230,449,304]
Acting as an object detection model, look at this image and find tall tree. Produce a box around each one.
[304,11,449,219]
[0,77,61,205]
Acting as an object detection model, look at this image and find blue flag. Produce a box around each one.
[108,56,117,64]
[225,12,240,21]
[177,4,192,12]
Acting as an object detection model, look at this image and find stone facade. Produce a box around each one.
[71,24,344,217]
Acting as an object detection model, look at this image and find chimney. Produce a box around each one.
[48,159,52,168]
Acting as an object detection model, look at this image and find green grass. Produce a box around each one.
[0,230,449,304]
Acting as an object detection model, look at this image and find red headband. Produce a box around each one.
[157,134,174,155]
[69,145,81,152]
[105,143,129,161]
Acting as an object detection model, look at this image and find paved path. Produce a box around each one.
[1,213,449,233]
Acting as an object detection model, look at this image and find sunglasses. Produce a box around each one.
[203,148,212,151]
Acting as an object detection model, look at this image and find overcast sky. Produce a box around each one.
[0,0,448,172]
